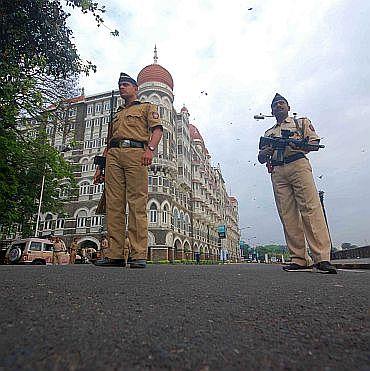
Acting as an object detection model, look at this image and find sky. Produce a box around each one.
[67,0,370,247]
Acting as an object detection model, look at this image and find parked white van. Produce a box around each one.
[5,238,70,265]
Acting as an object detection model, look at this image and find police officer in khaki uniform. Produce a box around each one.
[52,236,65,265]
[93,73,163,268]
[69,237,79,264]
[99,235,108,259]
[258,93,336,274]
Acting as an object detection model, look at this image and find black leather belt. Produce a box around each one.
[110,139,144,148]
[271,152,306,166]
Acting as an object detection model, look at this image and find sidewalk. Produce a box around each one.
[331,258,370,269]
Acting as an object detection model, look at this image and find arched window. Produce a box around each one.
[180,211,184,231]
[79,182,90,196]
[185,214,190,234]
[76,210,88,228]
[81,159,89,172]
[149,203,157,223]
[59,184,70,198]
[44,214,53,230]
[173,209,179,228]
[55,218,64,230]
[162,204,169,224]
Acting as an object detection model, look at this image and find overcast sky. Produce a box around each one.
[67,0,370,247]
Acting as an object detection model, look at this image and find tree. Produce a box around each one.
[0,0,118,237]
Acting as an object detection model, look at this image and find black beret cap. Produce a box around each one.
[118,73,138,87]
[271,93,288,108]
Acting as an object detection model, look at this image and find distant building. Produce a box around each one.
[36,49,241,261]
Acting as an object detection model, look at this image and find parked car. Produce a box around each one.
[5,237,70,265]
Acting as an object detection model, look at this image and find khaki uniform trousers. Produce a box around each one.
[105,148,148,260]
[69,250,77,264]
[52,251,62,265]
[271,158,331,266]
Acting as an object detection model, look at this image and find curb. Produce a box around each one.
[331,262,370,269]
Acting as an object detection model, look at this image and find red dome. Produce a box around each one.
[137,64,174,90]
[189,124,204,142]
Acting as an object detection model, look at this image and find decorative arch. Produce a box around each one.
[78,236,100,250]
[183,240,191,252]
[174,238,183,260]
[148,94,161,105]
[173,238,182,249]
[147,198,161,210]
[74,207,90,218]
[77,178,93,186]
[161,200,171,210]
[79,156,90,164]
[42,212,56,222]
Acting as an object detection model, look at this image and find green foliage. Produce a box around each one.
[254,244,290,259]
[0,0,116,237]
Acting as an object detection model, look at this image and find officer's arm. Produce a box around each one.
[258,146,274,164]
[303,118,321,152]
[148,126,163,150]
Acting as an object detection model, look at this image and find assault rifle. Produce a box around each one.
[259,129,325,164]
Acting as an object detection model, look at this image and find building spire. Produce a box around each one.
[153,44,158,64]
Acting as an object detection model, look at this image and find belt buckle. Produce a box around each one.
[119,139,130,148]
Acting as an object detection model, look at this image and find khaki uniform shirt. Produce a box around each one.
[70,242,78,251]
[53,241,65,252]
[111,101,161,144]
[264,116,320,161]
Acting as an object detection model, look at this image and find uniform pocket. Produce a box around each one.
[126,113,142,125]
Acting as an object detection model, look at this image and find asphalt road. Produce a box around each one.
[0,264,369,371]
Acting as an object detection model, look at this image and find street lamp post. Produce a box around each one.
[34,173,46,237]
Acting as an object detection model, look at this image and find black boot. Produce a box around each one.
[93,257,126,267]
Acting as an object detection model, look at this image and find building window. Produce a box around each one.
[76,217,86,228]
[68,107,77,117]
[91,215,102,227]
[87,105,93,115]
[86,120,92,128]
[104,101,110,111]
[173,209,179,228]
[44,214,53,230]
[95,103,102,114]
[81,162,89,172]
[76,210,88,228]
[94,183,104,194]
[79,182,90,196]
[55,219,64,229]
[149,203,157,223]
[162,204,168,224]
[46,126,53,135]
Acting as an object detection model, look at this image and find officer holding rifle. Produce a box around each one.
[93,73,162,269]
[258,93,336,274]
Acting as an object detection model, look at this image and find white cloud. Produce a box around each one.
[66,0,370,246]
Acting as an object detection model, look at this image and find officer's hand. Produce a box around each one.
[288,142,299,150]
[93,168,105,184]
[142,149,153,166]
[259,146,274,157]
